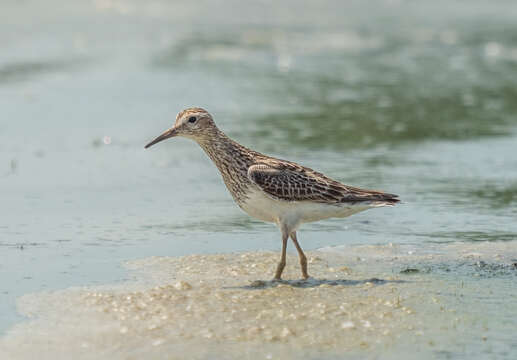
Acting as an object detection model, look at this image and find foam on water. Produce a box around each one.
[1,242,516,359]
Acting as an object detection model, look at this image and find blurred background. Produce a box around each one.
[1,0,517,335]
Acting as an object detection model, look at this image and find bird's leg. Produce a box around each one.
[290,232,309,279]
[274,231,288,280]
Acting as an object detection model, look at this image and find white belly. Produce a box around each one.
[238,188,374,231]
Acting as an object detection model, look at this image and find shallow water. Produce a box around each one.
[1,0,517,358]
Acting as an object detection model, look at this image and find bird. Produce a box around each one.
[145,107,399,280]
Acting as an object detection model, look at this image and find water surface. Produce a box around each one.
[1,0,517,358]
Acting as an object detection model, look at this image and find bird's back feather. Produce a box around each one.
[247,161,399,205]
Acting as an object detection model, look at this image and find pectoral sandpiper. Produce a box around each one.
[145,108,399,280]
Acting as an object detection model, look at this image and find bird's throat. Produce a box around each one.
[196,130,256,203]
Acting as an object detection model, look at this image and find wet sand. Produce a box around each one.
[1,241,516,360]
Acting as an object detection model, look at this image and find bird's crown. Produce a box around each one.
[176,107,211,122]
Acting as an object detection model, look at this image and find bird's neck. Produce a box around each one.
[196,128,256,202]
[196,129,251,165]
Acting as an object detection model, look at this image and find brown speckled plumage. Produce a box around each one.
[178,109,399,206]
[145,107,400,280]
[196,130,256,204]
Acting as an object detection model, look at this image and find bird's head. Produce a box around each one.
[145,107,217,148]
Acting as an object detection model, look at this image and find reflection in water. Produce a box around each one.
[153,26,517,151]
[253,85,515,150]
[0,60,83,85]
[439,181,517,213]
[470,183,517,208]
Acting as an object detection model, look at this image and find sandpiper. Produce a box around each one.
[145,108,399,280]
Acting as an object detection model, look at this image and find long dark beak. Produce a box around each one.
[144,127,178,149]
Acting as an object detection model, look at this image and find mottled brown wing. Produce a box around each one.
[247,162,399,204]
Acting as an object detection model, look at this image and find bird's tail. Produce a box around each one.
[370,193,400,207]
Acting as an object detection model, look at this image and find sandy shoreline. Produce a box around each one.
[1,241,516,359]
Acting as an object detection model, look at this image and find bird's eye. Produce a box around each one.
[188,116,197,123]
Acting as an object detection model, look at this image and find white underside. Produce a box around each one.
[239,187,387,234]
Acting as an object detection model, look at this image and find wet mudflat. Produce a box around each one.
[2,241,516,360]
